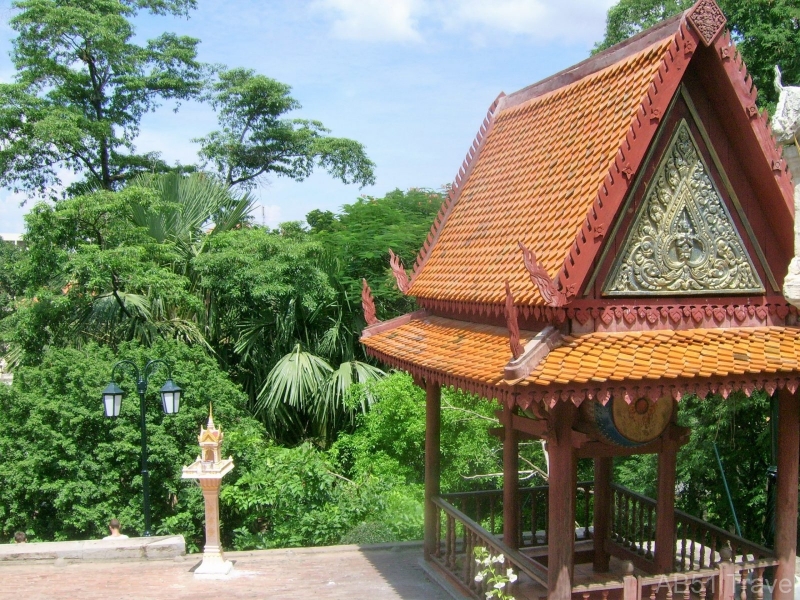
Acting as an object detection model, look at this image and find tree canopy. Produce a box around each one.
[196,68,376,190]
[0,0,375,198]
[0,0,205,196]
[594,0,800,107]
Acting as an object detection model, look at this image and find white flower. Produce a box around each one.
[496,554,505,564]
[507,569,518,583]
[494,581,506,589]
[475,573,484,582]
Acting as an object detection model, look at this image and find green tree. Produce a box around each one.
[1,174,256,366]
[2,187,206,363]
[0,0,205,197]
[0,339,258,544]
[310,188,446,320]
[594,0,800,107]
[614,391,772,544]
[196,68,376,190]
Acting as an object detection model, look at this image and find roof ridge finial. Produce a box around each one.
[207,402,215,430]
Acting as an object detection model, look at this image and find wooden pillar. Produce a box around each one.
[424,381,441,561]
[593,456,613,573]
[654,436,678,573]
[502,403,519,549]
[547,401,577,600]
[774,387,799,600]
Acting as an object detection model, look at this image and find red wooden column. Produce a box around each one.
[654,435,678,573]
[424,381,441,561]
[548,401,577,600]
[774,387,799,600]
[593,456,613,572]
[502,403,519,549]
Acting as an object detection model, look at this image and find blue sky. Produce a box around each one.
[0,0,616,233]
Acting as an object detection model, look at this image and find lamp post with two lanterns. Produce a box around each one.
[101,359,182,537]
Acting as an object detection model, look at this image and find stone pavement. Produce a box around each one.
[0,542,453,600]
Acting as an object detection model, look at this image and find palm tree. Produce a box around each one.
[64,173,255,351]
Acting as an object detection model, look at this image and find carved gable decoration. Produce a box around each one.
[604,120,764,297]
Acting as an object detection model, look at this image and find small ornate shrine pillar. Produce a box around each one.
[182,406,235,575]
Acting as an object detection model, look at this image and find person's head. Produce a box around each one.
[108,519,121,534]
[14,531,26,544]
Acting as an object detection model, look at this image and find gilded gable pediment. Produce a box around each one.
[604,120,764,296]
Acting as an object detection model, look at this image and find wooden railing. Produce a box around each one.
[430,496,548,598]
[571,555,780,600]
[572,579,626,600]
[610,484,656,562]
[436,482,777,599]
[441,481,594,548]
[673,509,773,570]
[734,557,780,600]
[638,567,719,599]
[608,484,774,572]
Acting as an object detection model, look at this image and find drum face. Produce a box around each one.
[579,396,673,447]
[611,396,673,444]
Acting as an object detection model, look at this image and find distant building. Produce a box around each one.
[0,233,25,249]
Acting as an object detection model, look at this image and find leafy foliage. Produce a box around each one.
[594,0,800,107]
[331,373,507,494]
[0,339,257,543]
[309,188,446,319]
[0,0,205,196]
[196,68,376,190]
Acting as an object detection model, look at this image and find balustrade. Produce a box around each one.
[431,496,547,599]
[441,481,594,547]
[673,510,773,571]
[430,483,776,600]
[610,483,657,561]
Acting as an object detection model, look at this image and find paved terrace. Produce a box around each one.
[0,542,452,600]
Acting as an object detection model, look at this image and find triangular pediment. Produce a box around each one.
[603,120,764,296]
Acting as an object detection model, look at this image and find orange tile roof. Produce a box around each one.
[407,37,675,306]
[362,315,529,386]
[362,315,800,402]
[523,327,800,387]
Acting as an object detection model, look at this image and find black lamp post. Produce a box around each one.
[101,359,182,536]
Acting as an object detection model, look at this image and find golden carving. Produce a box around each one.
[604,120,764,296]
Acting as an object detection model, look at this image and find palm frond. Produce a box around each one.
[255,344,333,417]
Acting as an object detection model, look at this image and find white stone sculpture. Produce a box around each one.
[772,67,800,307]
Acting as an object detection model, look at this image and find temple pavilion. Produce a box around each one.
[359,1,800,599]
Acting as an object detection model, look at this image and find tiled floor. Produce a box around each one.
[0,543,451,600]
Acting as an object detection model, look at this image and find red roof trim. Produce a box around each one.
[516,375,800,410]
[555,18,700,299]
[363,344,514,405]
[713,31,795,210]
[416,298,795,329]
[408,94,505,287]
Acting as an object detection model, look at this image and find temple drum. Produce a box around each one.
[578,396,673,447]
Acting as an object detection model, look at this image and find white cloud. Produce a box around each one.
[311,0,424,42]
[312,0,616,45]
[445,0,547,35]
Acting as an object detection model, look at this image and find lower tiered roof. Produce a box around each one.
[361,314,800,405]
